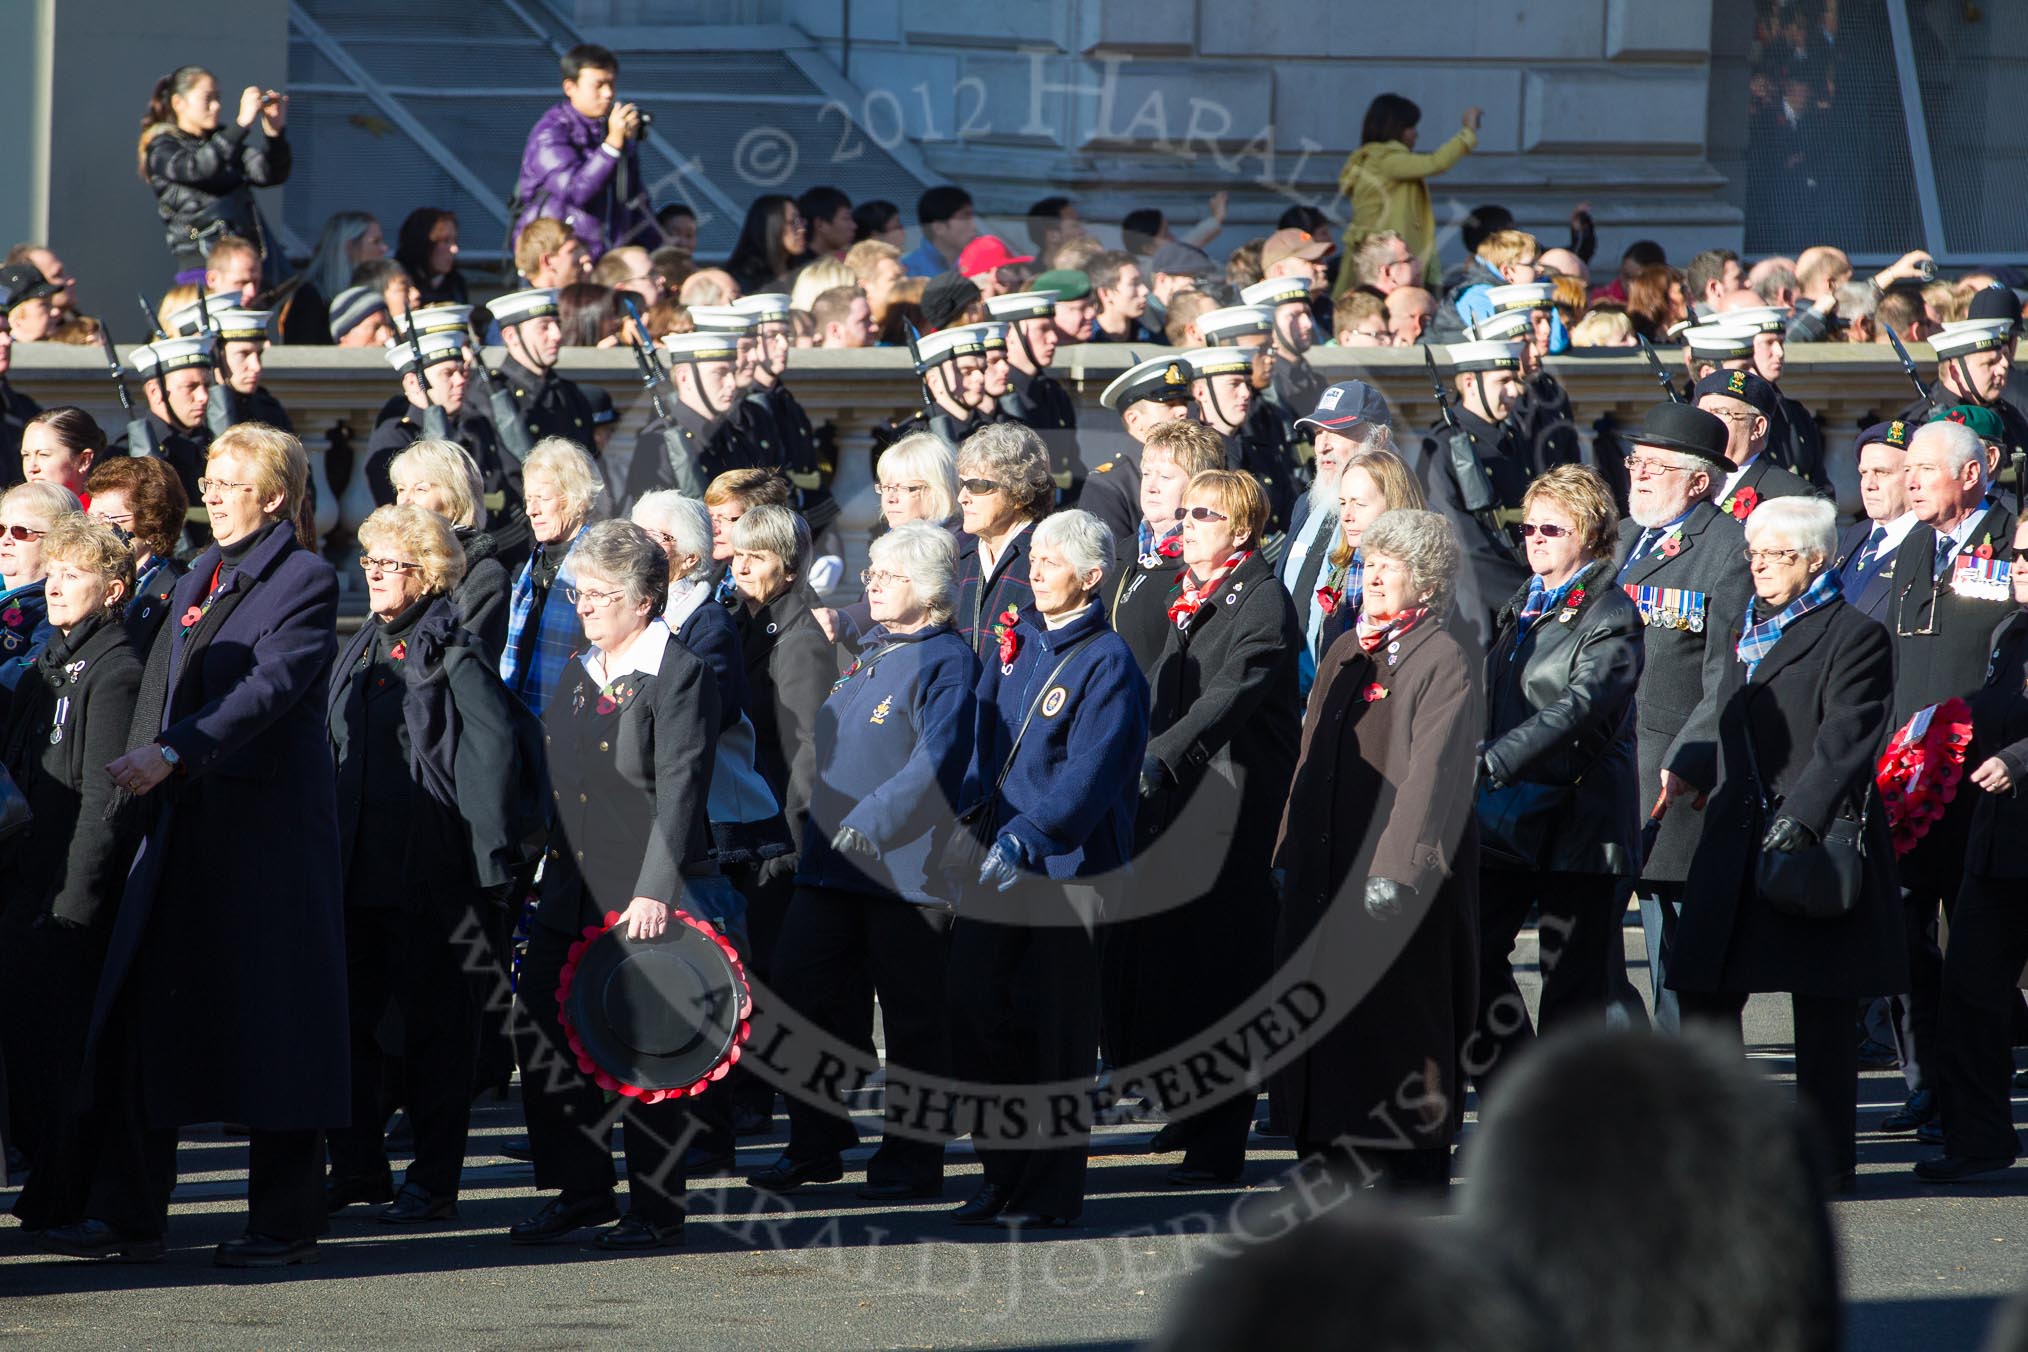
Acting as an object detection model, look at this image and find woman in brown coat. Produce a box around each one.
[1271,508,1482,1192]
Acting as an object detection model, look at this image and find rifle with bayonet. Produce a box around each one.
[617,294,676,427]
[466,320,535,463]
[1424,344,1517,550]
[196,285,238,438]
[403,308,452,441]
[99,321,161,459]
[1635,332,1685,403]
[1884,325,1933,404]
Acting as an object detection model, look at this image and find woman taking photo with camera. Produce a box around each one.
[138,66,291,286]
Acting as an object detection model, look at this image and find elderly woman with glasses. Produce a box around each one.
[0,481,78,691]
[500,437,603,719]
[84,456,190,657]
[813,432,964,651]
[749,523,979,1199]
[1674,496,1902,1192]
[510,520,736,1251]
[0,517,141,1182]
[953,422,1056,661]
[1309,448,1423,687]
[37,425,345,1267]
[389,438,511,662]
[1274,508,1481,1192]
[322,505,527,1225]
[1470,465,1644,1095]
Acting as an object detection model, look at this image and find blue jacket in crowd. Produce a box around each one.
[798,623,979,904]
[969,601,1149,882]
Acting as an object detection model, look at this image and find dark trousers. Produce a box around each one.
[512,923,693,1224]
[1935,874,2028,1160]
[326,902,499,1197]
[1638,882,1686,1033]
[726,862,798,1122]
[0,916,105,1168]
[772,885,951,1183]
[947,882,1100,1219]
[1472,870,1619,1096]
[1681,988,1860,1179]
[1902,882,1956,1096]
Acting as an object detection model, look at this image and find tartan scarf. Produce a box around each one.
[1355,605,1428,654]
[1137,519,1184,568]
[1517,570,1585,630]
[1736,568,1841,678]
[1167,549,1252,629]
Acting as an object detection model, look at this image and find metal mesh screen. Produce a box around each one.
[1908,1,2028,255]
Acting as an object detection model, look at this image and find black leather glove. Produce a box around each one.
[758,851,800,884]
[1478,752,1506,789]
[1363,877,1411,922]
[979,834,1024,892]
[1761,817,1817,855]
[33,912,88,932]
[831,825,879,860]
[1138,754,1171,801]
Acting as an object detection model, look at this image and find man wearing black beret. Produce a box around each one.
[1614,401,1754,1031]
[1693,367,1817,526]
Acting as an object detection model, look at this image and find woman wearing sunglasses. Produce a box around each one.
[1468,464,1645,1096]
[0,481,77,692]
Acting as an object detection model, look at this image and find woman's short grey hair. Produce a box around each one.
[1361,508,1462,612]
[523,436,605,529]
[728,503,811,577]
[1,481,82,525]
[388,438,486,530]
[1744,496,1838,570]
[878,431,961,526]
[1032,509,1112,582]
[631,490,714,580]
[956,422,1054,522]
[573,519,670,615]
[869,522,958,624]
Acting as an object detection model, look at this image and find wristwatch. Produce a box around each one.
[155,742,181,769]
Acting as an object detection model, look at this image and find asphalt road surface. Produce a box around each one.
[4,928,2025,1351]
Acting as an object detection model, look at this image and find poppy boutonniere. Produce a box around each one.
[1156,534,1183,559]
[992,605,1021,666]
[1315,586,1340,616]
[390,641,408,662]
[180,604,204,629]
[1661,536,1682,558]
[596,681,635,716]
[0,604,20,628]
[1975,540,1994,561]
[1362,683,1389,703]
[1727,487,1759,521]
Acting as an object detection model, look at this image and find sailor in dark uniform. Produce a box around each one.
[366,328,524,562]
[1678,322,1755,396]
[1240,274,1328,468]
[113,336,214,513]
[1474,282,1582,478]
[732,293,821,483]
[1177,346,1297,547]
[896,325,994,453]
[623,330,741,505]
[986,288,1080,497]
[691,304,783,475]
[161,292,290,436]
[489,286,599,444]
[1900,318,2028,476]
[0,270,41,490]
[1078,353,1195,563]
[1724,304,1828,490]
[363,304,475,450]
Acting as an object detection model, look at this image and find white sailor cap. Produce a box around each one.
[1099,353,1195,412]
[1486,282,1556,313]
[490,288,561,326]
[660,331,741,364]
[165,292,246,337]
[408,303,474,337]
[732,293,794,324]
[134,333,216,379]
[913,325,987,374]
[689,305,758,334]
[1240,276,1311,309]
[210,308,273,343]
[1196,305,1275,344]
[1466,309,1535,343]
[1178,346,1257,381]
[1682,324,1757,361]
[1932,318,2016,359]
[952,320,1009,350]
[1446,339,1523,373]
[386,329,467,376]
[984,290,1059,322]
[1718,306,1787,335]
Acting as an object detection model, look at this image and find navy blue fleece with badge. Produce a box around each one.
[970,601,1149,880]
[797,623,980,904]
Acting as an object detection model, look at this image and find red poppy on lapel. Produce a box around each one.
[180,605,203,629]
[1661,537,1682,558]
[1315,586,1340,616]
[1728,487,1759,521]
[1362,683,1388,702]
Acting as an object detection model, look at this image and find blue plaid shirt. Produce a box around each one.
[499,524,589,718]
[1736,568,1841,679]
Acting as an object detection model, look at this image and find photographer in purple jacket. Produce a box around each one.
[513,44,651,262]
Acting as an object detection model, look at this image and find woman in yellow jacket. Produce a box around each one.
[1333,95,1482,298]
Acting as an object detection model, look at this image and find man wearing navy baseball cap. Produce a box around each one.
[1282,380,1394,694]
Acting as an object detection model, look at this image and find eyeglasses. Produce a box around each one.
[567,586,627,608]
[197,477,257,496]
[92,510,136,529]
[1519,522,1573,539]
[640,528,678,549]
[860,568,905,587]
[1742,548,1804,566]
[879,482,928,499]
[1706,409,1758,426]
[1895,574,1941,638]
[1180,506,1230,522]
[1623,457,1695,478]
[0,522,45,542]
[358,556,421,576]
[959,478,1004,496]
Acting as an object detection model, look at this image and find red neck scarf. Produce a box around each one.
[1355,606,1428,654]
[1166,549,1253,629]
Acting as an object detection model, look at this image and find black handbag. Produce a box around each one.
[1473,779,1567,869]
[1741,724,1866,920]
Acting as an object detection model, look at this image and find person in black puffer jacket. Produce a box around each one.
[138,66,291,283]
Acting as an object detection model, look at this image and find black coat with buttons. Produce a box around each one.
[737,586,835,858]
[497,354,599,445]
[122,557,187,659]
[622,397,713,507]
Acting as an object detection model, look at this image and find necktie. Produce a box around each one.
[1854,524,1886,576]
[1620,528,1659,581]
[1935,532,1956,578]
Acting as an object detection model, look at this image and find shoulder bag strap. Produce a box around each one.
[991,633,1100,796]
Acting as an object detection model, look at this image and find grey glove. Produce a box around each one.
[758,851,800,884]
[831,825,879,860]
[1761,817,1816,855]
[979,834,1024,893]
[1363,876,1411,922]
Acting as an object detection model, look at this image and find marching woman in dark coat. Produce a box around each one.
[1307,449,1425,668]
[84,456,190,658]
[0,518,142,1177]
[1272,508,1482,1191]
[510,520,737,1251]
[1106,469,1301,1186]
[750,524,980,1198]
[1674,496,1904,1190]
[35,425,345,1267]
[324,506,526,1224]
[1471,465,1644,1094]
[1107,421,1224,673]
[388,439,512,664]
[950,509,1150,1228]
[953,423,1055,660]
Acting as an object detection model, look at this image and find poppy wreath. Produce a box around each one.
[1875,697,1974,856]
[554,908,754,1103]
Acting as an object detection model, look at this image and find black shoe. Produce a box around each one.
[325,1174,394,1214]
[1165,1165,1242,1188]
[860,1179,944,1201]
[39,1220,165,1263]
[214,1232,318,1268]
[508,1192,619,1245]
[993,1211,1073,1229]
[594,1212,684,1250]
[1914,1154,2016,1183]
[1856,1038,1901,1070]
[1146,1122,1186,1154]
[1880,1089,1936,1133]
[683,1144,737,1175]
[744,1155,843,1193]
[379,1183,458,1225]
[494,1137,535,1162]
[732,1104,774,1136]
[1916,1119,1945,1147]
[950,1183,1009,1225]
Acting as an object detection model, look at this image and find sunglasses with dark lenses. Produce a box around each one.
[959,478,1003,495]
[1,524,46,542]
[2012,546,2028,563]
[1518,522,1573,539]
[1178,506,1230,523]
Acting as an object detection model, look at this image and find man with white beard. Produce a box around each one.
[1279,380,1393,694]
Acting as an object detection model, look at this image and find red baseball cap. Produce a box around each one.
[958,235,1034,276]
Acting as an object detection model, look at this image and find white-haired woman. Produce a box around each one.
[511,520,739,1251]
[748,523,980,1200]
[812,431,962,650]
[949,509,1150,1229]
[0,481,80,691]
[390,438,511,661]
[1274,508,1482,1192]
[1676,495,1902,1191]
[500,437,603,719]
